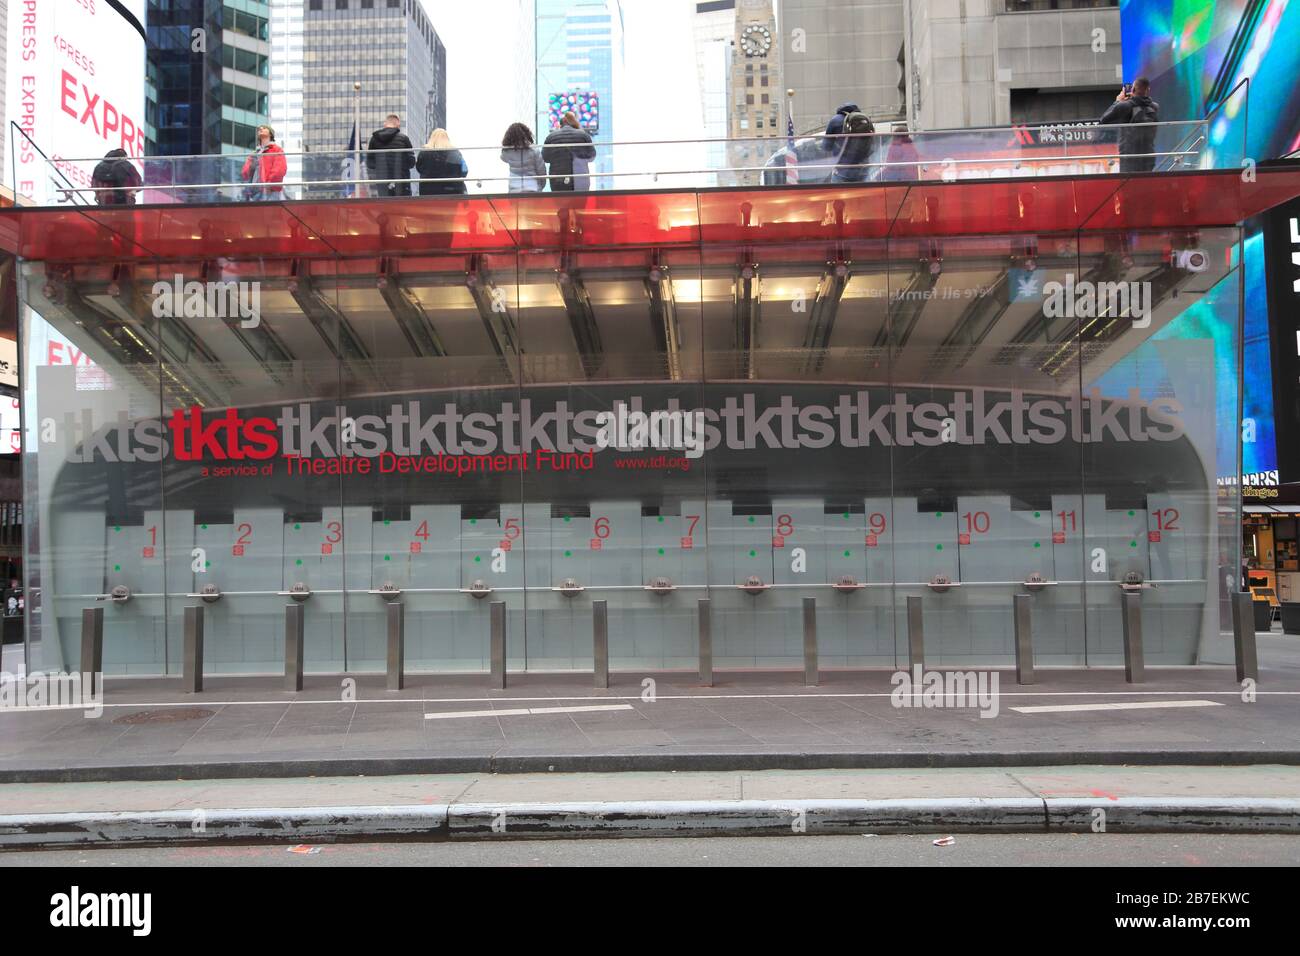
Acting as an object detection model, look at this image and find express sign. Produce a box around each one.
[5,0,147,205]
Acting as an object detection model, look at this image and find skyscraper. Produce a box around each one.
[727,0,780,186]
[301,0,447,156]
[145,0,225,156]
[535,0,623,190]
[269,0,306,184]
[693,0,735,186]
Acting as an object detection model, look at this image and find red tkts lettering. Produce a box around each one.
[167,407,278,461]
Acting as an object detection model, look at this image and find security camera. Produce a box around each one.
[1171,248,1209,272]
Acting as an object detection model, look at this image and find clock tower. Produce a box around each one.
[726,0,781,186]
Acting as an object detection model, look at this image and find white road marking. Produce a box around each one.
[1011,699,1224,715]
[424,703,635,721]
[5,691,1291,711]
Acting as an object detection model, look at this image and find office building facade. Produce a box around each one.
[693,0,735,186]
[536,0,623,189]
[778,0,1121,131]
[301,0,447,157]
[726,0,780,185]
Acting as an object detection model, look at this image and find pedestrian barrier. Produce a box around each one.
[1013,593,1034,685]
[489,601,506,690]
[906,595,924,671]
[1121,590,1144,683]
[697,598,713,687]
[1230,590,1259,683]
[593,600,609,690]
[285,603,305,692]
[183,605,204,693]
[80,607,103,698]
[386,601,404,691]
[802,597,818,686]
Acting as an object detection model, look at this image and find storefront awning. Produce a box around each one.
[2,166,1299,263]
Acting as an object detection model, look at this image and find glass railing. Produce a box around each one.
[14,117,1235,207]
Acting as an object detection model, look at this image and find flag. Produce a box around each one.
[785,111,800,185]
[341,124,358,198]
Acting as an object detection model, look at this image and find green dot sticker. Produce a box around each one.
[470,519,477,525]
[843,550,851,557]
[564,550,572,557]
[657,547,665,556]
[384,520,391,526]
[474,555,482,563]
[1034,512,1041,518]
[1128,510,1135,517]
[563,516,571,523]
[657,516,664,523]
[114,526,121,532]
[935,512,943,518]
[296,559,303,566]
[1130,541,1138,548]
[205,561,211,568]
[748,516,755,524]
[113,564,121,572]
[1033,542,1041,549]
[843,512,850,520]
[748,549,757,557]
[383,555,391,561]
[294,523,301,530]
[201,524,208,530]
[936,544,944,551]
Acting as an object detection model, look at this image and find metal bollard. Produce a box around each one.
[284,603,304,692]
[489,600,506,689]
[183,605,205,693]
[1230,590,1259,683]
[906,595,924,670]
[803,597,818,686]
[80,607,104,698]
[1121,590,1144,683]
[697,598,713,687]
[386,601,404,691]
[593,600,609,689]
[1013,593,1035,685]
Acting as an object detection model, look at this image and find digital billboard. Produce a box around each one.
[548,91,600,132]
[4,0,148,206]
[1120,0,1300,486]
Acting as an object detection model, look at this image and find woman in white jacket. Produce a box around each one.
[500,123,547,192]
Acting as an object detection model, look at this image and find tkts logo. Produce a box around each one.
[167,408,278,460]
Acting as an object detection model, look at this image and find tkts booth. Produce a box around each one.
[4,168,1300,678]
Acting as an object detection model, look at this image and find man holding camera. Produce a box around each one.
[1100,77,1160,174]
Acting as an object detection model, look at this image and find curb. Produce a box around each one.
[4,750,1300,784]
[2,798,1298,849]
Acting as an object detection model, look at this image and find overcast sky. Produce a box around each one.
[427,0,708,188]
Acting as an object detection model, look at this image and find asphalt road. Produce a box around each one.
[4,833,1298,866]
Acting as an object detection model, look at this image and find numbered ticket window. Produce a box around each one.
[1077,227,1242,665]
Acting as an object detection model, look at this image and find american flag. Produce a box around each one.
[341,124,358,198]
[785,111,800,185]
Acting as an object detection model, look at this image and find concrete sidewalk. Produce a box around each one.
[1,765,1298,849]
[0,635,1296,782]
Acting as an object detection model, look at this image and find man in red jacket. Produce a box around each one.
[242,125,288,199]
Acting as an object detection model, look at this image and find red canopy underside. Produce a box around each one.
[2,168,1298,262]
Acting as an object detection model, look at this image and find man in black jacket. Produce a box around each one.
[91,149,143,205]
[542,113,596,191]
[1100,77,1160,173]
[365,115,416,196]
[823,102,859,152]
